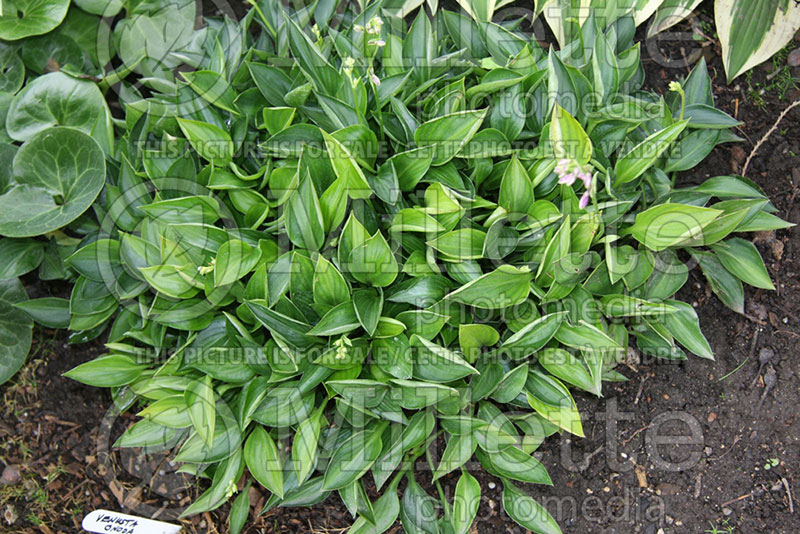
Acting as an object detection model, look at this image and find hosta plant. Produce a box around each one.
[0,1,791,533]
[531,0,800,82]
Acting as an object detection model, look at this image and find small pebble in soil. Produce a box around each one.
[3,504,18,526]
[723,507,733,516]
[0,465,20,486]
[487,481,496,490]
[788,48,800,68]
[759,347,776,366]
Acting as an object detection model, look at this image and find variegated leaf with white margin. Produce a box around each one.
[715,0,800,81]
[647,0,702,37]
[543,0,665,46]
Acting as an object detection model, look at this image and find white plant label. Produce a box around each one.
[82,510,181,534]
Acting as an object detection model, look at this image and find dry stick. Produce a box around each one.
[782,477,795,513]
[721,491,755,508]
[742,99,800,177]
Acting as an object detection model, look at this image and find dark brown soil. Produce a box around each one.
[2,6,800,534]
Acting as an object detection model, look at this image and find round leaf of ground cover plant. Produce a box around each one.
[6,72,112,151]
[0,127,106,238]
[0,0,70,41]
[0,278,32,385]
[0,45,24,93]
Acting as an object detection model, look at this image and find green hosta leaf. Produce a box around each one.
[0,127,105,238]
[550,104,592,165]
[537,348,596,395]
[414,110,488,165]
[244,426,284,498]
[214,239,262,287]
[139,264,200,299]
[284,15,341,96]
[644,249,689,300]
[490,363,529,403]
[692,175,766,199]
[340,479,375,523]
[247,300,320,350]
[690,250,745,314]
[477,445,552,485]
[499,156,534,219]
[599,295,679,317]
[323,130,372,200]
[293,403,325,485]
[349,231,398,288]
[285,173,326,252]
[229,481,251,534]
[458,324,500,363]
[614,121,688,185]
[314,255,350,310]
[443,265,531,309]
[185,376,216,448]
[307,301,360,336]
[347,478,400,534]
[0,278,32,385]
[665,129,720,173]
[180,70,240,115]
[353,289,382,336]
[391,208,446,233]
[181,449,244,516]
[432,432,476,481]
[176,118,234,165]
[64,354,146,387]
[411,335,478,383]
[372,334,413,379]
[628,204,722,251]
[427,229,486,260]
[710,237,774,290]
[497,312,567,360]
[502,479,562,534]
[322,423,386,491]
[138,396,192,428]
[452,470,480,534]
[526,370,584,437]
[400,476,438,534]
[682,104,741,129]
[662,300,714,359]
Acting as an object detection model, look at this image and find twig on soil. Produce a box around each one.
[634,376,648,405]
[575,445,605,472]
[710,432,743,462]
[621,424,652,447]
[782,477,795,513]
[694,473,703,498]
[743,99,800,176]
[775,329,800,338]
[721,491,755,507]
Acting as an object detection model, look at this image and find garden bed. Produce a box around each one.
[2,5,800,534]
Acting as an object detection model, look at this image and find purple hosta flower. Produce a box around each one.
[579,190,590,209]
[555,159,575,185]
[554,158,593,208]
[369,70,380,86]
